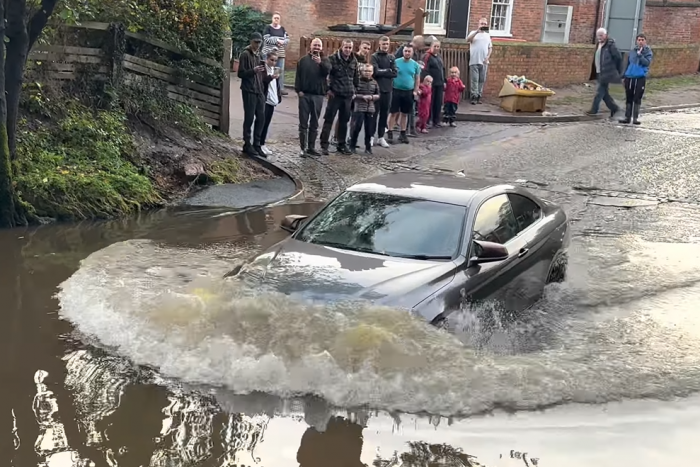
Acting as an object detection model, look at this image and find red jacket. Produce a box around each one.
[444,77,466,104]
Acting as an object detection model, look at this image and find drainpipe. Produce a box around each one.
[631,0,642,48]
[592,0,602,43]
[396,0,403,25]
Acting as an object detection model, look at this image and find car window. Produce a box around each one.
[472,194,518,244]
[508,194,542,232]
[296,191,467,259]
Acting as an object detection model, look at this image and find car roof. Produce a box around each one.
[346,171,514,207]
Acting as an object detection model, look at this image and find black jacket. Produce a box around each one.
[421,52,445,87]
[237,46,265,94]
[371,50,397,93]
[294,53,331,95]
[327,50,359,97]
[597,38,624,84]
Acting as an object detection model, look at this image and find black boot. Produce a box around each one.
[619,104,632,124]
[632,104,641,125]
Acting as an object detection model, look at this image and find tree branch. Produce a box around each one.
[27,0,60,51]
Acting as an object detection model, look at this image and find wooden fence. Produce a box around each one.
[27,22,232,132]
[300,35,472,101]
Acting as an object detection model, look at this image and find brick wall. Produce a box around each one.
[644,2,700,45]
[465,0,544,41]
[546,0,601,44]
[306,32,700,98]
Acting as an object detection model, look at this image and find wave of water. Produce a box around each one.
[56,239,700,416]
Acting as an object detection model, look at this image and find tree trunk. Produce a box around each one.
[5,0,30,160]
[0,0,18,228]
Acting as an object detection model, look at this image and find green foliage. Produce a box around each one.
[15,100,160,220]
[118,77,214,137]
[228,5,271,58]
[57,0,229,61]
[208,157,241,184]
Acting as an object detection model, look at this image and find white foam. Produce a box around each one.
[57,239,700,416]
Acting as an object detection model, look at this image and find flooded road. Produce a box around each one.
[3,189,700,466]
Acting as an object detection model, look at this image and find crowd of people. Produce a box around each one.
[235,13,654,159]
[236,14,493,159]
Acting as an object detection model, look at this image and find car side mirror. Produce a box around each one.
[280,214,308,233]
[470,240,509,264]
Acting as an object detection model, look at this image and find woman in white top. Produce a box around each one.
[260,49,282,157]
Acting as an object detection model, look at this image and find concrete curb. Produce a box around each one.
[455,112,603,124]
[644,103,700,113]
[245,153,305,204]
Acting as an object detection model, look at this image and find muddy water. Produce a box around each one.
[3,203,700,466]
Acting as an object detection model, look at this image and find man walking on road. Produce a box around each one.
[386,45,421,145]
[237,32,267,158]
[295,38,331,157]
[467,18,492,105]
[619,33,653,125]
[320,40,359,155]
[587,28,623,118]
[371,36,397,148]
[395,35,425,136]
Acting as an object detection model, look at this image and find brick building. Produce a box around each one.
[236,0,700,65]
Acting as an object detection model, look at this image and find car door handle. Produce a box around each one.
[518,248,529,258]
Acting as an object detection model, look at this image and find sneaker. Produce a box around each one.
[261,145,272,156]
[331,136,338,146]
[377,137,390,148]
[306,148,321,157]
[364,148,373,155]
[370,137,374,147]
[300,149,308,157]
[337,146,352,155]
[398,134,409,144]
[449,121,457,127]
[321,146,330,156]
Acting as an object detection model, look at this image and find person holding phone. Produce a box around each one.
[467,18,492,105]
[237,32,268,158]
[619,33,653,125]
[295,38,331,157]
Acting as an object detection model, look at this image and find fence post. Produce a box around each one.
[414,8,425,36]
[219,36,232,135]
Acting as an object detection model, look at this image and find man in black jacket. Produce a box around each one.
[237,32,267,157]
[587,27,623,117]
[371,36,397,148]
[295,38,331,157]
[319,39,359,155]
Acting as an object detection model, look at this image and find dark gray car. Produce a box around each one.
[229,172,570,326]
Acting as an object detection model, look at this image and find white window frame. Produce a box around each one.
[424,0,447,35]
[357,0,381,24]
[489,0,514,37]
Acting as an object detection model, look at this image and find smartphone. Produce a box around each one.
[480,26,489,32]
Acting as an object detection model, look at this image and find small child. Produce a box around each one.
[443,67,466,127]
[416,75,433,133]
[349,64,379,154]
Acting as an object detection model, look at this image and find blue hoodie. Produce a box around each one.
[625,45,653,79]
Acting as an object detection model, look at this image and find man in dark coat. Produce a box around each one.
[237,32,267,157]
[587,27,623,117]
[319,39,359,155]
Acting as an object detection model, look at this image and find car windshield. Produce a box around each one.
[296,191,466,259]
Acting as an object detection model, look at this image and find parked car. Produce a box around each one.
[227,172,570,327]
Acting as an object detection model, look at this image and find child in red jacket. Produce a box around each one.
[443,67,466,127]
[416,75,433,133]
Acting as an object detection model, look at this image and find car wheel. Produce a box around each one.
[546,253,568,284]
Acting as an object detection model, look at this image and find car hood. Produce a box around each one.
[236,238,457,309]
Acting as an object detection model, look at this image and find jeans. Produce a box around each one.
[277,57,286,88]
[430,85,444,125]
[298,94,324,150]
[375,91,392,138]
[350,111,376,149]
[241,91,265,147]
[590,81,619,113]
[469,63,488,99]
[260,104,275,146]
[320,95,353,149]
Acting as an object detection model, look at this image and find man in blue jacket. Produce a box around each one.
[619,33,653,125]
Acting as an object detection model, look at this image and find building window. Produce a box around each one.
[424,0,447,34]
[358,0,380,24]
[490,0,514,36]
